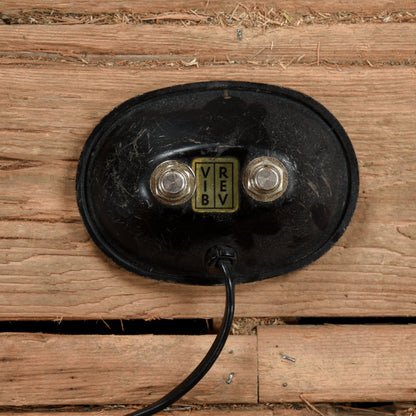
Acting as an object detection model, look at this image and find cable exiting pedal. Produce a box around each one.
[126,257,235,416]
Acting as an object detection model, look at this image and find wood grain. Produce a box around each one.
[1,217,416,320]
[0,410,402,416]
[2,326,416,406]
[258,325,416,403]
[1,0,415,411]
[1,0,414,14]
[1,66,414,162]
[0,407,404,416]
[0,411,313,416]
[2,66,415,221]
[0,411,314,416]
[1,24,414,65]
[0,412,276,416]
[1,65,415,320]
[2,141,416,220]
[0,333,256,405]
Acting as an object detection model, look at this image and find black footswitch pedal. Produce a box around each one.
[76,81,359,415]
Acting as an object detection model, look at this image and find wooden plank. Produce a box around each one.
[1,24,414,65]
[258,325,416,403]
[0,161,77,220]
[0,412,276,416]
[0,407,407,416]
[1,216,416,320]
[0,333,257,405]
[0,65,414,162]
[2,146,416,220]
[1,0,414,14]
[0,406,412,416]
[0,411,308,416]
[0,65,415,320]
[1,65,415,221]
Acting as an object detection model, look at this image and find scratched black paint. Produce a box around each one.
[76,81,359,285]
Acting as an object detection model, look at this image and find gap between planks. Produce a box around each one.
[1,0,415,14]
[2,9,416,27]
[0,24,414,66]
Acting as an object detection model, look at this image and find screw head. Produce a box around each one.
[150,161,195,205]
[243,156,288,202]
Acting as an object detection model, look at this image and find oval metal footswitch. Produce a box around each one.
[76,81,359,285]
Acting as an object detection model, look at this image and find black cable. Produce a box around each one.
[125,259,235,416]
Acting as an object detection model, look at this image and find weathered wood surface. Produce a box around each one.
[3,408,414,416]
[0,411,314,416]
[3,407,415,416]
[1,0,415,14]
[1,65,415,320]
[0,412,272,416]
[2,326,416,405]
[1,216,416,320]
[2,66,414,162]
[0,412,274,416]
[0,333,257,405]
[2,410,411,416]
[0,408,391,416]
[1,24,414,65]
[258,325,416,403]
[1,0,416,411]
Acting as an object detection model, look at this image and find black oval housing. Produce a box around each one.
[76,81,359,285]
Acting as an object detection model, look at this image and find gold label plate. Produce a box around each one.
[192,157,239,213]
